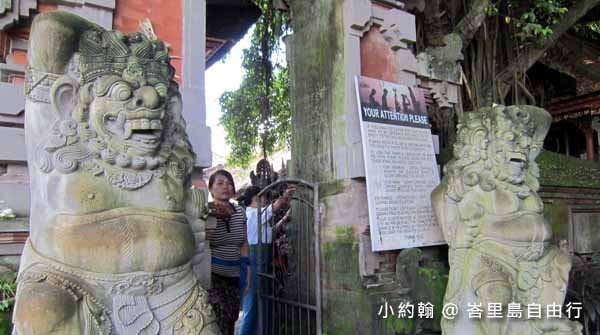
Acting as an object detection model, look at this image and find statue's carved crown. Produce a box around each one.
[79,30,174,85]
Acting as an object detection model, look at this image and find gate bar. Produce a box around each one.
[254,178,321,335]
[314,183,322,335]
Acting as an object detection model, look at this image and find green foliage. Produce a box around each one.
[417,266,448,321]
[0,312,10,335]
[485,4,499,16]
[385,312,416,334]
[573,20,600,40]
[219,0,290,168]
[0,273,16,313]
[0,272,16,335]
[486,0,569,41]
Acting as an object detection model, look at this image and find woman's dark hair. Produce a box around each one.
[241,186,261,207]
[208,169,236,193]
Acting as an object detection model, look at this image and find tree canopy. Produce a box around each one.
[438,0,600,107]
[218,0,290,168]
[219,0,600,167]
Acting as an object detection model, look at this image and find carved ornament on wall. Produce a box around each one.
[0,0,11,16]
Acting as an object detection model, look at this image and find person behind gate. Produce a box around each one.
[238,185,295,335]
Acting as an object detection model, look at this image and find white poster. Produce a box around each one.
[355,75,444,251]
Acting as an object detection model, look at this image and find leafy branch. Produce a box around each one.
[219,0,290,168]
[486,0,569,41]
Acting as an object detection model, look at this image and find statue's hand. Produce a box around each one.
[458,203,485,247]
[185,187,211,287]
[457,209,484,248]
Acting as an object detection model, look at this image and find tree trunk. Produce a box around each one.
[454,0,492,47]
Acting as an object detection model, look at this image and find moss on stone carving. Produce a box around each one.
[0,0,11,15]
[319,180,347,198]
[321,231,449,334]
[385,316,416,334]
[321,236,372,335]
[544,199,570,242]
[416,265,447,331]
[322,240,360,290]
[381,263,447,334]
[538,150,600,189]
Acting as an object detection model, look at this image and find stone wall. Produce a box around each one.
[538,150,600,254]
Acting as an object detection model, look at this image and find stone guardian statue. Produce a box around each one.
[12,11,219,335]
[431,105,582,335]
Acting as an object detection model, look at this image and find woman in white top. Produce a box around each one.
[238,185,294,335]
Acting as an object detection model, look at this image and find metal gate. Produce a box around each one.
[255,179,321,335]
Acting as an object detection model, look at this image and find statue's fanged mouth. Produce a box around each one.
[128,129,163,149]
[105,108,165,153]
[124,119,163,140]
[508,153,527,184]
[509,152,527,166]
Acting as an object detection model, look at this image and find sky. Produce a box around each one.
[205,32,252,165]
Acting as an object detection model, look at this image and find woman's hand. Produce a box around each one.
[282,208,292,223]
[273,185,297,212]
[282,186,296,202]
[208,201,234,219]
[274,208,292,235]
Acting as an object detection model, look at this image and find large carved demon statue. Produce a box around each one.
[12,12,218,335]
[432,105,582,335]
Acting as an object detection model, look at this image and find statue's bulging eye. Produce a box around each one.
[109,83,132,101]
[503,131,515,141]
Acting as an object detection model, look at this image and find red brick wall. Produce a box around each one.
[11,50,26,65]
[113,0,183,81]
[2,3,57,84]
[360,26,397,83]
[1,2,183,81]
[37,3,58,13]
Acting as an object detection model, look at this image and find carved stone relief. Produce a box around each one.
[0,0,36,30]
[12,11,218,335]
[0,0,11,15]
[431,105,582,335]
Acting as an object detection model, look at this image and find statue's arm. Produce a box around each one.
[184,187,211,288]
[433,181,486,249]
[431,181,459,247]
[28,11,100,74]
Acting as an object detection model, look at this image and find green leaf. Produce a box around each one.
[485,5,498,17]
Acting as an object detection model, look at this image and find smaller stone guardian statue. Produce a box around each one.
[12,11,219,335]
[432,105,582,335]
